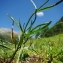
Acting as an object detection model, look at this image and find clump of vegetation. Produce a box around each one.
[0,0,63,63]
[35,16,63,38]
[44,16,63,37]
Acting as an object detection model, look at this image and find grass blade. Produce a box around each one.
[24,9,37,31]
[32,22,50,31]
[7,14,23,32]
[37,0,63,12]
[19,34,24,47]
[38,0,49,9]
[25,21,52,37]
[27,10,37,32]
[19,21,23,32]
[0,44,11,50]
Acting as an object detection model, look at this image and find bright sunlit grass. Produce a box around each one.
[0,34,63,63]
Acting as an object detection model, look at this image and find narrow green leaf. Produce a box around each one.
[32,22,50,31]
[25,21,52,37]
[26,20,33,32]
[27,10,37,32]
[24,9,37,31]
[19,34,24,47]
[38,0,49,9]
[19,21,23,32]
[8,14,19,27]
[24,12,35,31]
[37,0,63,12]
[31,21,52,34]
[0,44,11,50]
[7,14,23,32]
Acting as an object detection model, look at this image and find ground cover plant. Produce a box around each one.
[0,34,63,63]
[0,0,63,63]
[25,34,63,63]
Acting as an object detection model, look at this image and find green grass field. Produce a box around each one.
[0,34,63,63]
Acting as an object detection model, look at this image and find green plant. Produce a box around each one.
[7,11,51,63]
[0,0,62,63]
[44,16,63,37]
[28,34,63,63]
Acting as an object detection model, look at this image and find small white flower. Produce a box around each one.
[36,12,44,17]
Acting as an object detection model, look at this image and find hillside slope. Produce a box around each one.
[0,28,20,43]
[43,16,63,37]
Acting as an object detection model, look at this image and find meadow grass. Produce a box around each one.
[0,0,63,62]
[0,33,63,63]
[25,33,63,63]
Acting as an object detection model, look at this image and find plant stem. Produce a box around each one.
[16,47,22,63]
[6,44,20,63]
